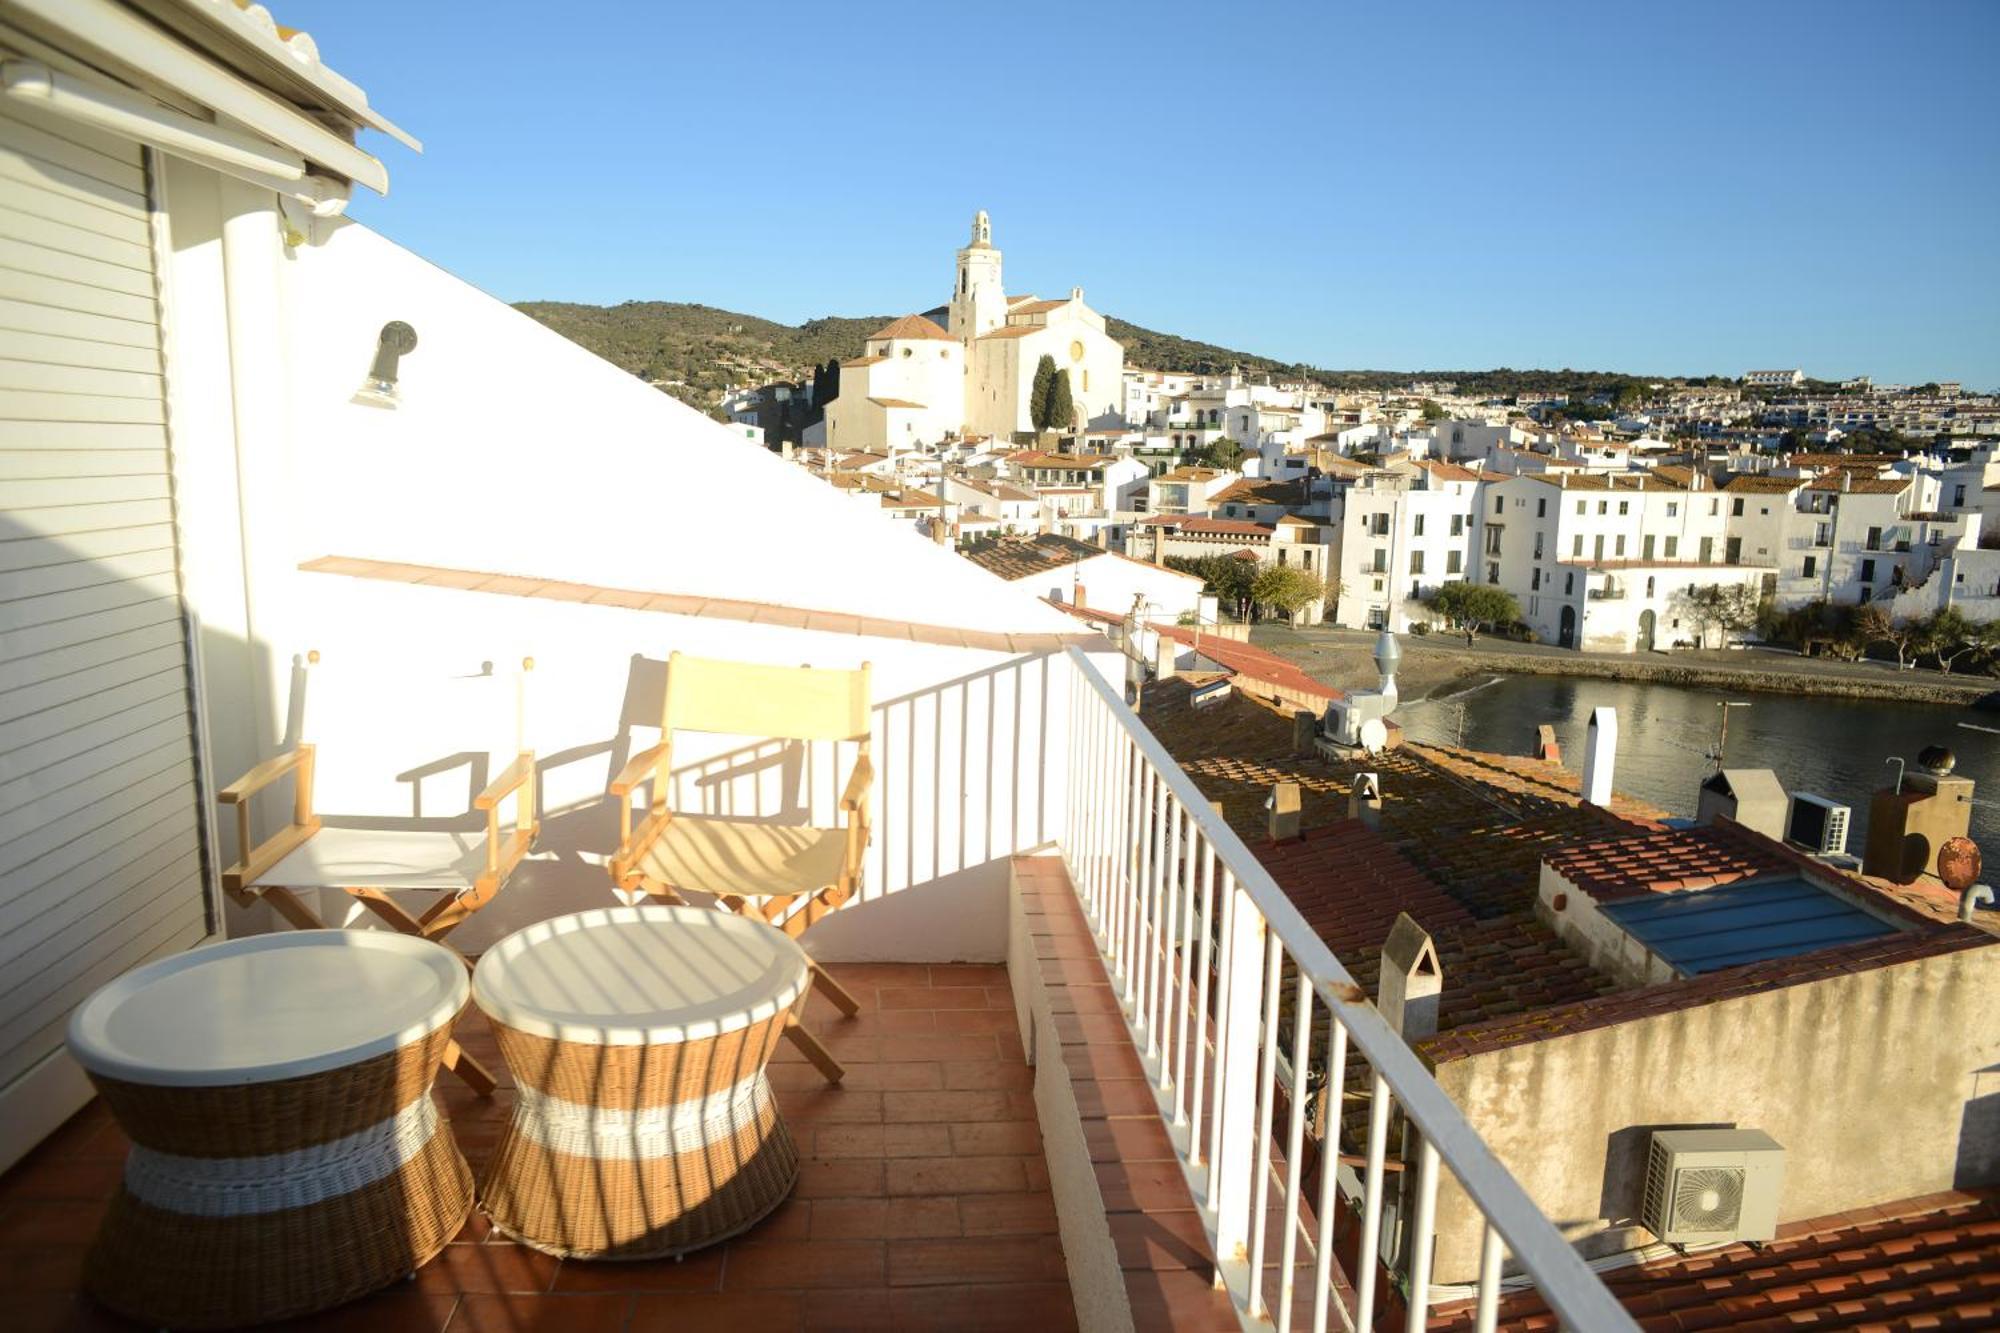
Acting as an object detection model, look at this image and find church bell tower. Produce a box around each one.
[950,209,1004,344]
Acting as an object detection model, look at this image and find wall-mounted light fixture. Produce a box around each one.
[352,321,418,409]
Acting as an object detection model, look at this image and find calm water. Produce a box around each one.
[1396,675,2000,849]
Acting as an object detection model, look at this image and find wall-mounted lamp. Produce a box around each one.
[352,321,418,409]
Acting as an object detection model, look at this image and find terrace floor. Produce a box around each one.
[3,963,1076,1333]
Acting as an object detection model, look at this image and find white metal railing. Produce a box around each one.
[1056,648,1638,1333]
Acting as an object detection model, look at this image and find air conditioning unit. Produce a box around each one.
[1641,1128,1785,1245]
[1785,793,1850,856]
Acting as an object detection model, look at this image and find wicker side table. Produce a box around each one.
[473,905,811,1258]
[66,930,474,1329]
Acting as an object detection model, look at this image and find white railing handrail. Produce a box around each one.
[1062,646,1639,1332]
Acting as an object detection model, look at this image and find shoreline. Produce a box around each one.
[1257,631,2000,710]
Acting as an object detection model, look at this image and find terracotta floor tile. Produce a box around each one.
[797,1287,896,1331]
[777,1089,884,1125]
[958,1193,1061,1237]
[888,1282,1078,1332]
[942,1060,1035,1091]
[877,1035,1009,1063]
[1110,1210,1216,1275]
[886,1236,1069,1287]
[628,1290,803,1333]
[545,1246,725,1293]
[0,1245,89,1293]
[770,1061,942,1092]
[886,1156,1029,1197]
[1123,1268,1241,1331]
[273,1288,462,1332]
[415,1241,559,1294]
[723,1239,886,1290]
[950,1121,1043,1155]
[879,986,991,1010]
[793,1157,887,1200]
[0,1157,123,1204]
[809,1196,961,1240]
[446,1292,630,1332]
[931,1009,1025,1035]
[928,964,1010,987]
[0,1200,109,1246]
[881,1090,1018,1124]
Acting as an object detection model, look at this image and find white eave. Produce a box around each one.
[5,0,415,195]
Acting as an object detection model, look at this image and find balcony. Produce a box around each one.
[1,616,1635,1332]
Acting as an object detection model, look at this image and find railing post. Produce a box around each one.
[1211,879,1267,1279]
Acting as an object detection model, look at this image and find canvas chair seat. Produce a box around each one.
[263,825,490,892]
[633,816,849,904]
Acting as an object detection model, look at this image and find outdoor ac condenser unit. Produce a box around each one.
[1785,793,1850,856]
[1641,1128,1786,1245]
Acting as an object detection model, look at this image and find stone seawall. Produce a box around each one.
[1424,652,2000,708]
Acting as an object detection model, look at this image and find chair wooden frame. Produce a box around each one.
[606,652,872,1084]
[218,664,540,1095]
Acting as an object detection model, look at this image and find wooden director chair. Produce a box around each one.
[218,654,540,1094]
[607,652,872,1083]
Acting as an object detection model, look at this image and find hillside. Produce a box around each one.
[513,299,1678,408]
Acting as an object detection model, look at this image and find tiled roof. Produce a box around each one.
[1544,822,1791,900]
[1806,475,1912,494]
[1152,626,1340,705]
[1720,473,1806,493]
[866,397,928,410]
[1432,1189,2000,1333]
[867,313,954,342]
[840,354,886,368]
[979,326,1043,341]
[1518,472,1690,492]
[1008,299,1068,315]
[1137,516,1274,536]
[1212,478,1307,506]
[1414,461,1482,483]
[960,534,1104,581]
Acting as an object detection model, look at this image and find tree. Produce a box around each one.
[822,357,840,407]
[1424,581,1520,634]
[1046,368,1075,434]
[1165,553,1257,615]
[1419,398,1445,422]
[1919,607,1998,674]
[1029,355,1057,432]
[1186,436,1246,470]
[1669,583,1760,649]
[1250,565,1325,623]
[1855,603,1921,668]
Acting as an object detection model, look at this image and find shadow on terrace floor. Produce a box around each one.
[2,964,1074,1333]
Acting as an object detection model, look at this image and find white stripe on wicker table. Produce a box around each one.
[511,1072,772,1160]
[122,1096,442,1218]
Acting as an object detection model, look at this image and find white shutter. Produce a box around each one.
[0,101,211,1170]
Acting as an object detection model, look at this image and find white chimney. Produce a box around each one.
[1581,706,1618,806]
[1376,913,1441,1043]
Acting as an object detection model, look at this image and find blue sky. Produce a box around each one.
[291,1,1998,387]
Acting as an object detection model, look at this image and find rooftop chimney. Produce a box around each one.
[1533,724,1562,765]
[1376,912,1441,1044]
[1348,772,1383,830]
[1267,782,1302,842]
[1291,710,1317,756]
[1581,707,1617,806]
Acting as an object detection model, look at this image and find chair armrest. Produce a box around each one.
[840,754,875,815]
[219,746,310,804]
[610,743,669,797]
[476,753,535,810]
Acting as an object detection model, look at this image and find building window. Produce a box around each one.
[1372,578,1384,593]
[1665,536,1679,558]
[1450,515,1464,537]
[1278,549,1288,566]
[1619,501,1630,516]
[1576,500,1585,516]
[1598,501,1608,515]
[1487,562,1500,583]
[1372,549,1388,573]
[1447,550,1462,574]
[1531,568,1541,591]
[1710,499,1720,516]
[1615,534,1627,557]
[1803,555,1817,577]
[1730,497,1745,517]
[1564,571,1575,594]
[1954,483,1967,507]
[1667,502,1679,517]
[1537,498,1547,518]
[1645,576,1656,597]
[1533,533,1545,559]
[1409,550,1425,574]
[1413,514,1426,537]
[1494,495,1505,515]
[1572,535,1583,557]
[1303,550,1314,570]
[1860,558,1876,583]
[1487,530,1504,556]
[1866,526,1882,551]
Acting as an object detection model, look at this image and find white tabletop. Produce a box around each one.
[472,906,811,1046]
[68,930,469,1086]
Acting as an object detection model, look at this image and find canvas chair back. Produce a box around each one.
[662,652,871,744]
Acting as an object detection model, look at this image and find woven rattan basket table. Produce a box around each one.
[66,929,475,1329]
[473,905,812,1259]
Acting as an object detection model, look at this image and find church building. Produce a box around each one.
[824,212,1124,451]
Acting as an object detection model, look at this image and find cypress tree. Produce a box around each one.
[824,357,841,404]
[1029,355,1057,432]
[1046,368,1074,433]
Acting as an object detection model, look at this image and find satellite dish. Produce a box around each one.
[1359,718,1388,755]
